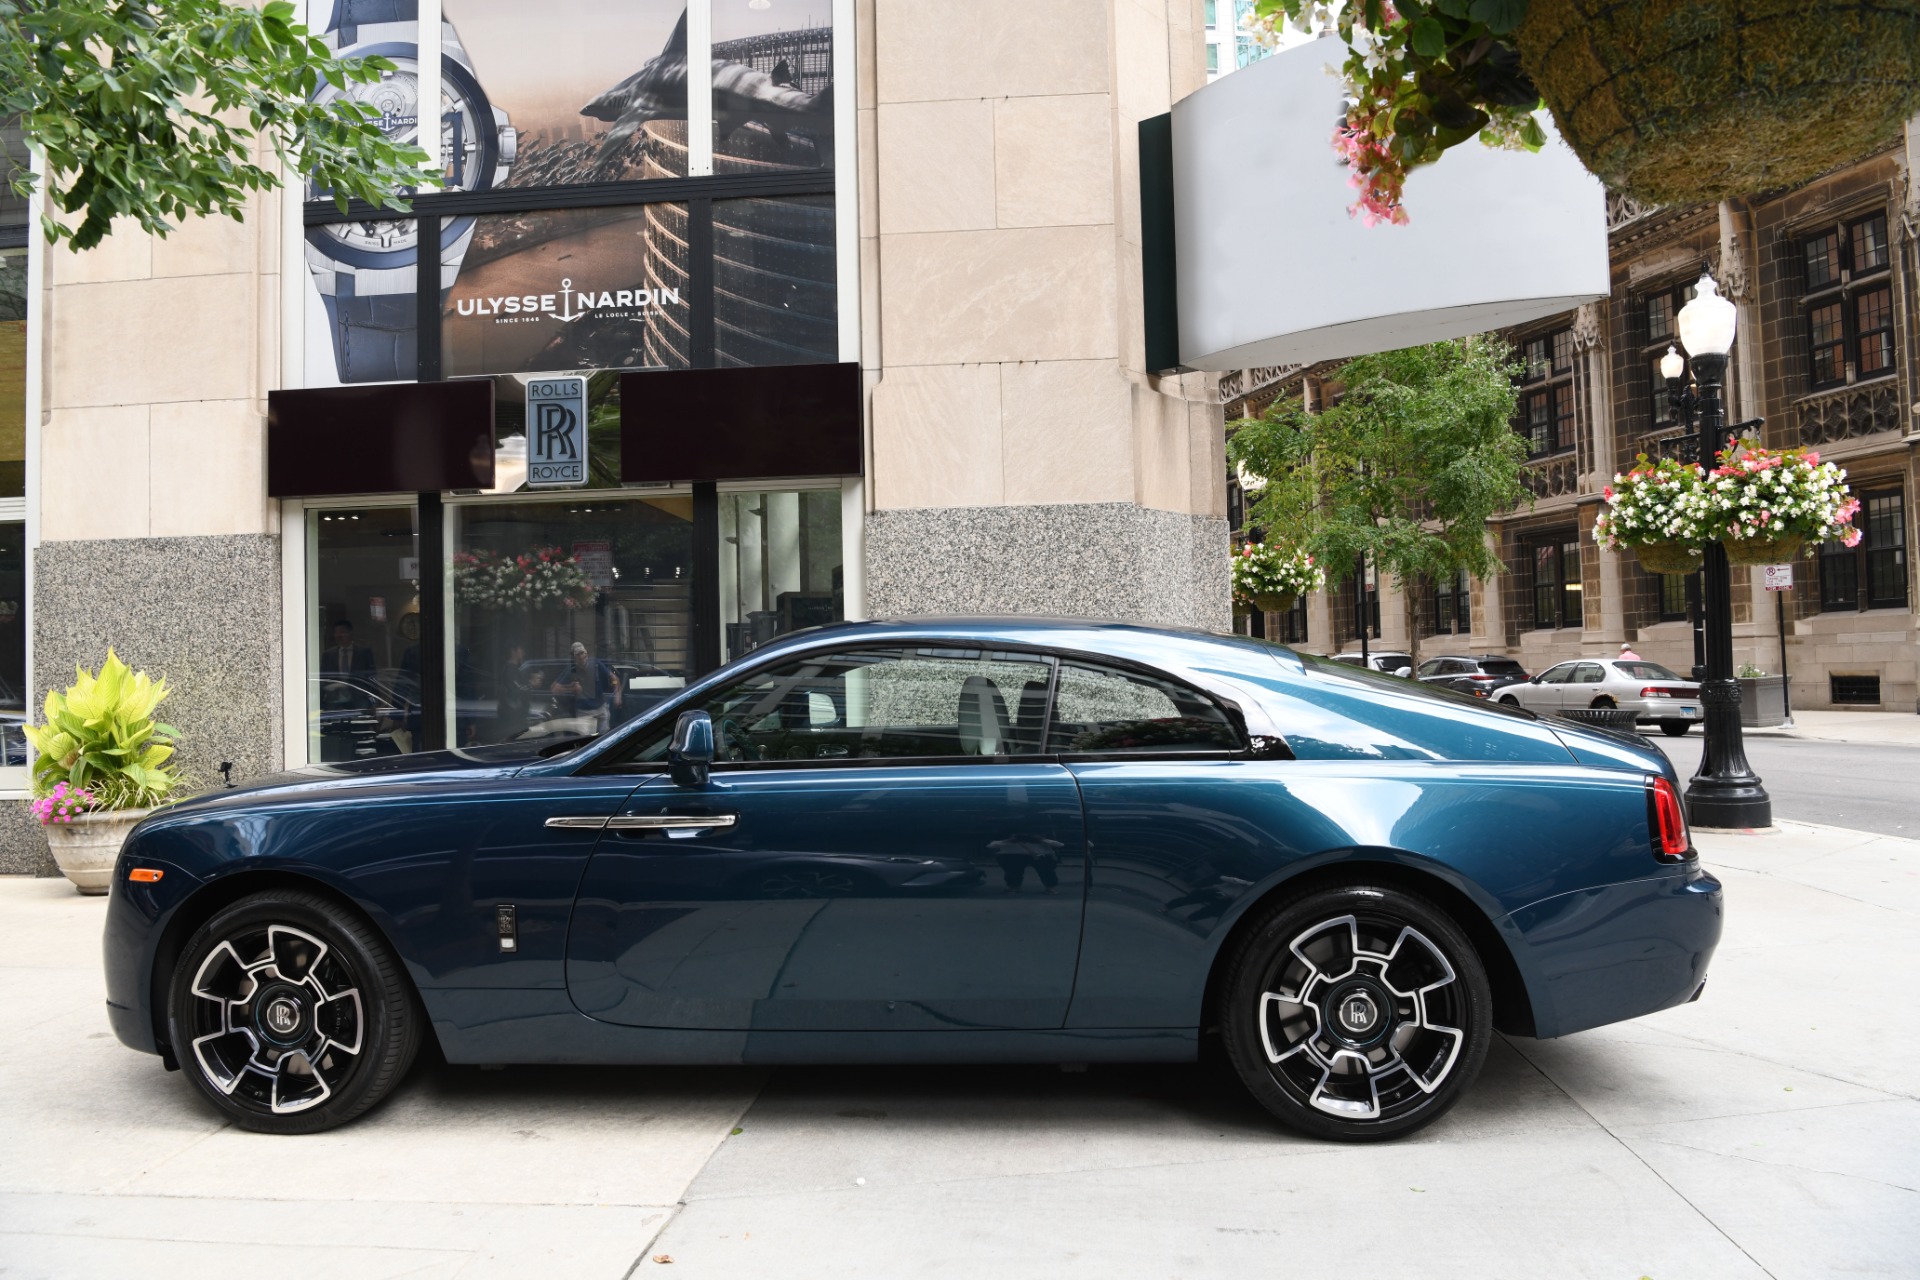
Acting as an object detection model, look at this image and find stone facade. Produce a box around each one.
[1228,130,1920,712]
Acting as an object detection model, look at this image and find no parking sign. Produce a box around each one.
[1762,564,1795,591]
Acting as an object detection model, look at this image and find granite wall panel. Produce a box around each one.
[865,503,1230,633]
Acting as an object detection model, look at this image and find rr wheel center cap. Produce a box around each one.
[252,983,311,1048]
[1322,979,1393,1048]
[1339,991,1379,1034]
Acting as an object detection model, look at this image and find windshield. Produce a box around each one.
[1479,660,1525,675]
[1616,661,1685,681]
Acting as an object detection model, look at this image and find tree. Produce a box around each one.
[2,0,429,251]
[1227,335,1531,665]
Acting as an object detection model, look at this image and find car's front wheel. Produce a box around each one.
[1219,884,1492,1141]
[167,889,421,1134]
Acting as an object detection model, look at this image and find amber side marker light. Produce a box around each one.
[128,868,164,883]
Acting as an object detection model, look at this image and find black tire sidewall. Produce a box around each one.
[1661,721,1692,736]
[167,889,419,1135]
[1219,884,1493,1142]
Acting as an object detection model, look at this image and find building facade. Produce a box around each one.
[1228,126,1920,713]
[0,0,1230,872]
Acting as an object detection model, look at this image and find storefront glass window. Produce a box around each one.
[712,0,835,174]
[714,194,836,367]
[454,495,694,746]
[443,206,690,377]
[452,0,691,186]
[0,525,24,765]
[720,489,842,663]
[308,508,426,762]
[0,245,24,499]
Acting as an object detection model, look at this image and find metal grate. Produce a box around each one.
[1830,674,1881,705]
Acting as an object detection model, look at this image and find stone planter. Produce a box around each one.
[1554,707,1643,735]
[1515,0,1920,204]
[1739,675,1788,728]
[43,809,149,895]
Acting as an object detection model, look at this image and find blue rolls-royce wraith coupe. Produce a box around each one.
[102,620,1721,1140]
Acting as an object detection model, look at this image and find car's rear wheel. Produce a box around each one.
[1219,884,1492,1142]
[1660,720,1693,737]
[167,889,420,1134]
[1497,695,1520,706]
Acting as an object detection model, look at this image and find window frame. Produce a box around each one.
[1512,326,1576,457]
[1638,278,1697,428]
[1657,569,1694,622]
[1431,568,1471,636]
[1526,532,1582,630]
[1820,485,1908,612]
[1801,209,1895,391]
[588,641,1279,772]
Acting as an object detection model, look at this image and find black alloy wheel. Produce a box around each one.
[168,889,421,1134]
[1219,885,1492,1141]
[1660,721,1693,737]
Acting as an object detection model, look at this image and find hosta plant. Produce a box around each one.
[1233,542,1326,610]
[23,650,180,813]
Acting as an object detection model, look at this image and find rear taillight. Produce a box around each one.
[1647,776,1692,862]
[1640,686,1693,698]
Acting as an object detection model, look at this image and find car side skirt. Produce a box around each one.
[424,989,1197,1065]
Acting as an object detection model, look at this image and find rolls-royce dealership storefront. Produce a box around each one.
[8,0,1228,867]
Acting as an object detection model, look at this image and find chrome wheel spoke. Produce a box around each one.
[270,1049,333,1114]
[313,986,365,1057]
[268,926,329,985]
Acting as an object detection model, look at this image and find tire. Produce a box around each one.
[1218,884,1493,1142]
[1497,695,1519,707]
[167,889,421,1134]
[1660,720,1693,737]
[1590,696,1617,709]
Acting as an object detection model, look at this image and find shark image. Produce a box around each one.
[580,10,833,163]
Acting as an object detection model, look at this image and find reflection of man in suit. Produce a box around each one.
[321,621,375,679]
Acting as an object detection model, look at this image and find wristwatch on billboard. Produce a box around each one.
[304,0,516,383]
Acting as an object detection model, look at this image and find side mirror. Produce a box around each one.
[668,710,715,788]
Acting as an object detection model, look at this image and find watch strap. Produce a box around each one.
[322,290,421,383]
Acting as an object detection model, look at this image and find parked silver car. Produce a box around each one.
[1497,658,1704,736]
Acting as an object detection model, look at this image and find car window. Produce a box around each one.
[1572,663,1605,684]
[1417,659,1445,677]
[1480,659,1525,675]
[1616,661,1684,681]
[1537,664,1574,684]
[618,647,1055,765]
[1050,660,1242,754]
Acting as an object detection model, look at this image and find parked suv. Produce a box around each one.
[1415,654,1531,699]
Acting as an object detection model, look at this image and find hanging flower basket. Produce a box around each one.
[1252,591,1300,615]
[1515,0,1920,204]
[1723,534,1805,567]
[1634,542,1703,576]
[1232,543,1325,617]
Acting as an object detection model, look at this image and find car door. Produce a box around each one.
[565,644,1088,1032]
[1568,662,1608,707]
[1523,662,1575,710]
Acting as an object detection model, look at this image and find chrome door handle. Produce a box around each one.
[605,813,738,831]
[544,813,738,832]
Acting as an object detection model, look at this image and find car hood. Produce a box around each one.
[147,742,562,822]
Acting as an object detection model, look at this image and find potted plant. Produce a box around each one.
[1703,440,1859,567]
[23,651,181,895]
[1233,542,1327,615]
[1594,454,1710,576]
[1251,0,1920,218]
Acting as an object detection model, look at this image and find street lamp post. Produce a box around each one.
[1666,272,1772,829]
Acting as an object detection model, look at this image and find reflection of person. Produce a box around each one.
[989,834,1062,894]
[495,643,534,740]
[552,640,621,735]
[320,621,375,679]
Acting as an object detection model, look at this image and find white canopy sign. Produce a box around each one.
[1169,39,1610,372]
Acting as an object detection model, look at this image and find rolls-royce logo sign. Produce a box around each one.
[453,276,682,324]
[527,377,589,488]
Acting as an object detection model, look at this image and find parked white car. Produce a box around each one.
[1496,658,1704,736]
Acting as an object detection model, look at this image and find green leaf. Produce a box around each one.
[1466,0,1527,35]
[1410,17,1447,57]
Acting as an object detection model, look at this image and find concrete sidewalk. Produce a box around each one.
[1747,706,1920,745]
[3,820,1916,1278]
